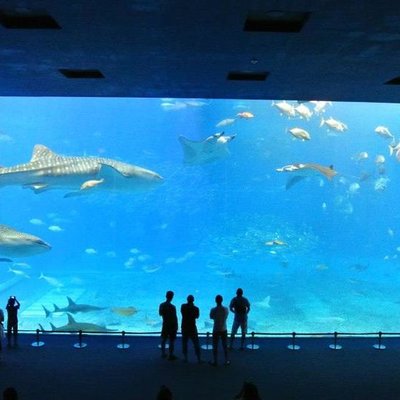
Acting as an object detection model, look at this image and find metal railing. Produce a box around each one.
[19,328,400,351]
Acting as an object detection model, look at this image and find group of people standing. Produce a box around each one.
[0,296,20,353]
[158,288,250,366]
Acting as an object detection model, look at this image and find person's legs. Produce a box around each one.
[240,319,248,349]
[168,331,177,360]
[182,333,189,361]
[221,330,230,364]
[13,323,18,346]
[229,319,239,349]
[211,332,219,365]
[160,332,167,358]
[192,334,201,362]
[7,323,12,347]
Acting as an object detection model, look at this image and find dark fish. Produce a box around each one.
[40,313,117,333]
[0,257,12,262]
[42,296,107,317]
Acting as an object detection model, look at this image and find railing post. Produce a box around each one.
[246,331,260,350]
[373,331,386,350]
[201,331,213,350]
[287,331,300,350]
[329,331,342,350]
[31,328,45,347]
[73,330,87,348]
[117,330,130,349]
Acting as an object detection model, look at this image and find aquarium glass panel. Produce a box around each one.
[0,97,398,334]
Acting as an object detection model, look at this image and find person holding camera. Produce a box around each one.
[6,296,20,348]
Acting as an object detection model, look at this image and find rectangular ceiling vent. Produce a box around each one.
[227,71,268,81]
[244,10,310,33]
[0,9,61,29]
[385,76,400,85]
[59,69,105,79]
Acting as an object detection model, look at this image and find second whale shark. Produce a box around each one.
[0,224,51,257]
[0,144,163,197]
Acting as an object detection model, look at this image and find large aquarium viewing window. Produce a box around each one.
[1,97,399,334]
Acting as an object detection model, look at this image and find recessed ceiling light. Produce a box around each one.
[59,69,105,79]
[0,9,61,29]
[244,10,310,33]
[385,76,400,85]
[227,71,268,81]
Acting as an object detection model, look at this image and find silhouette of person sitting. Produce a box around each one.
[3,387,18,400]
[156,385,173,400]
[181,294,201,363]
[159,290,178,360]
[234,381,261,400]
[209,294,230,366]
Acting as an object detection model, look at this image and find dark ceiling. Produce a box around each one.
[1,0,400,103]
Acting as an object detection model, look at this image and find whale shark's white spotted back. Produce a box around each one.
[0,144,163,195]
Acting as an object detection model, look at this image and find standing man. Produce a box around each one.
[6,296,20,348]
[159,290,178,360]
[209,294,230,366]
[181,294,201,363]
[0,305,4,353]
[229,288,250,350]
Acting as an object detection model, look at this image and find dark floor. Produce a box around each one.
[1,333,400,400]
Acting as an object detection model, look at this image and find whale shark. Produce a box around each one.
[178,132,235,165]
[42,296,107,317]
[0,144,163,197]
[39,313,117,333]
[0,224,51,257]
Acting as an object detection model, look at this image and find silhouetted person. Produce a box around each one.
[234,381,261,400]
[229,288,250,350]
[156,385,173,400]
[181,294,201,363]
[6,296,20,348]
[0,306,4,352]
[159,290,178,360]
[3,387,18,400]
[209,294,230,366]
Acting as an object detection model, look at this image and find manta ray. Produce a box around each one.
[178,132,235,165]
[39,313,117,333]
[0,144,163,197]
[276,163,337,189]
[0,224,51,257]
[42,296,107,317]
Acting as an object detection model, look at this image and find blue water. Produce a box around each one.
[1,97,400,334]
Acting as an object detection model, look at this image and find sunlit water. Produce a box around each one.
[1,97,400,334]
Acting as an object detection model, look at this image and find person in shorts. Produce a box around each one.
[209,294,230,366]
[229,288,250,350]
[159,290,178,360]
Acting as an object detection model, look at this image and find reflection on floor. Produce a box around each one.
[1,335,400,400]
